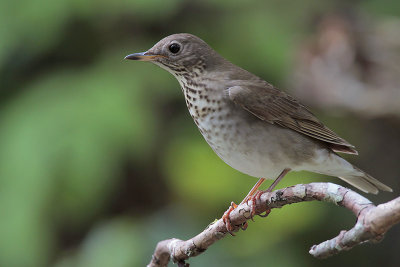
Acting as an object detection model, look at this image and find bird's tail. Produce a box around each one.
[338,166,392,194]
[313,151,393,194]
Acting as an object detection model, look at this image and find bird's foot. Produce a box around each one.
[222,202,248,235]
[247,190,271,219]
[222,202,237,235]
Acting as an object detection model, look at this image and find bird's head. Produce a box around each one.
[125,33,222,76]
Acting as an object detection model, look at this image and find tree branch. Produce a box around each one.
[147,183,400,267]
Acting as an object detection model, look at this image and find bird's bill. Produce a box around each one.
[124,52,164,61]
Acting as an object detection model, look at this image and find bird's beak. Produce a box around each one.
[124,51,164,61]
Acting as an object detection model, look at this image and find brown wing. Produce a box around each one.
[228,84,358,155]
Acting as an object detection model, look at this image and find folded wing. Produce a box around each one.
[228,84,358,155]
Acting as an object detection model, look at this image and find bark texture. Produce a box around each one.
[147,183,400,267]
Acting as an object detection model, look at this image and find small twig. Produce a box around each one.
[147,183,400,267]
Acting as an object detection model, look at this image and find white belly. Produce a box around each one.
[196,105,319,179]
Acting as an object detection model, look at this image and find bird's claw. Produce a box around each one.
[222,202,238,235]
[258,209,271,217]
[240,221,248,231]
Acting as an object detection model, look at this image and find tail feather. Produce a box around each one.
[304,150,392,194]
[338,171,393,194]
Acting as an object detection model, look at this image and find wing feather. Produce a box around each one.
[228,84,358,155]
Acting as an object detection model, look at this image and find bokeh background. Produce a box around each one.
[1,0,400,266]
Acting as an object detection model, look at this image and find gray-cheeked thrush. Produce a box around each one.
[125,33,392,231]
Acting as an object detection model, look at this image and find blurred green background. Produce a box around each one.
[1,0,399,266]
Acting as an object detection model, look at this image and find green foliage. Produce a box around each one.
[54,217,145,267]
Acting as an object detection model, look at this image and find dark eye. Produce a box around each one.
[169,43,181,54]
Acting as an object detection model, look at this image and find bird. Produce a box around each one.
[124,33,392,231]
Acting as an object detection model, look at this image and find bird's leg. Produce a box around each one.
[250,168,291,218]
[222,178,266,234]
[266,168,291,192]
[242,177,267,204]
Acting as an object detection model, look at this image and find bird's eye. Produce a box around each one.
[168,43,181,54]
